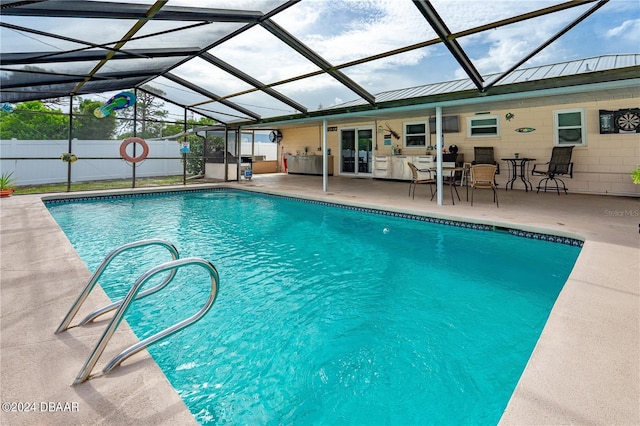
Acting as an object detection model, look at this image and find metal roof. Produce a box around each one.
[330,54,640,109]
[1,0,637,127]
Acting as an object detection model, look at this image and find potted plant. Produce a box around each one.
[0,171,16,197]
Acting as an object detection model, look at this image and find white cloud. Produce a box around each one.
[605,18,640,42]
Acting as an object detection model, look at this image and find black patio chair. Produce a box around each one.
[531,146,574,195]
[472,147,499,184]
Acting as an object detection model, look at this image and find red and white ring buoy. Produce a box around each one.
[119,137,149,163]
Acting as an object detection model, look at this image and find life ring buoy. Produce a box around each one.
[120,137,149,163]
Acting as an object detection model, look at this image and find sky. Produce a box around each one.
[170,0,640,118]
[2,0,639,121]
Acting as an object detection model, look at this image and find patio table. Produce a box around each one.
[502,158,536,192]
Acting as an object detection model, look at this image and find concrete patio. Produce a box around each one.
[1,173,638,425]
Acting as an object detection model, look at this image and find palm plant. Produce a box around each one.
[0,171,16,190]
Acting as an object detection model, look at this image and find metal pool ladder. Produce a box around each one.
[54,239,220,385]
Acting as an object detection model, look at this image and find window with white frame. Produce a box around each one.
[404,121,427,147]
[467,115,499,137]
[554,108,587,146]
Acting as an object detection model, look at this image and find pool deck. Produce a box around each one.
[1,173,638,425]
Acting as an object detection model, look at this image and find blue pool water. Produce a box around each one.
[47,189,580,425]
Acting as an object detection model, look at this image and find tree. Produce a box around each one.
[117,85,169,139]
[166,117,219,175]
[72,98,117,139]
[0,101,68,140]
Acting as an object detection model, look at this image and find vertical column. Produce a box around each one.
[322,119,328,192]
[435,106,443,205]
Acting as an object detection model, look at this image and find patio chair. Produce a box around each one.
[407,162,435,199]
[472,147,500,173]
[531,146,574,195]
[470,164,499,207]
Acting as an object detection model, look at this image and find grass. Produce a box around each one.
[15,175,204,195]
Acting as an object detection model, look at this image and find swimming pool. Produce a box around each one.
[46,189,581,425]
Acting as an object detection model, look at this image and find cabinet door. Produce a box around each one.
[373,156,389,178]
[391,156,411,180]
[416,155,434,169]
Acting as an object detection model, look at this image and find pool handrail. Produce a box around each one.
[73,257,220,385]
[55,238,179,334]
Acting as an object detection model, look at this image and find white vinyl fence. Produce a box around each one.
[0,139,183,186]
[0,139,278,186]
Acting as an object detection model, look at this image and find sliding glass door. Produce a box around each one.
[340,128,373,176]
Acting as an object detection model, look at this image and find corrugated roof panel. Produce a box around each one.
[613,54,640,68]
[452,80,476,91]
[373,92,396,103]
[580,58,599,73]
[328,54,639,110]
[515,67,539,82]
[594,55,615,70]
[498,69,522,84]
[528,64,555,80]
[403,87,428,99]
[544,63,569,78]
[562,60,583,75]
[411,85,439,97]
[599,54,637,70]
[415,85,440,97]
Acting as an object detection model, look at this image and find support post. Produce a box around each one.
[183,110,187,185]
[322,119,328,192]
[66,95,73,192]
[131,89,138,188]
[436,106,443,205]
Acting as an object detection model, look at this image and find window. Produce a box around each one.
[404,121,427,147]
[467,115,499,137]
[554,108,587,146]
[429,115,460,133]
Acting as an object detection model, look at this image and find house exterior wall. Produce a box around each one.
[279,97,640,196]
